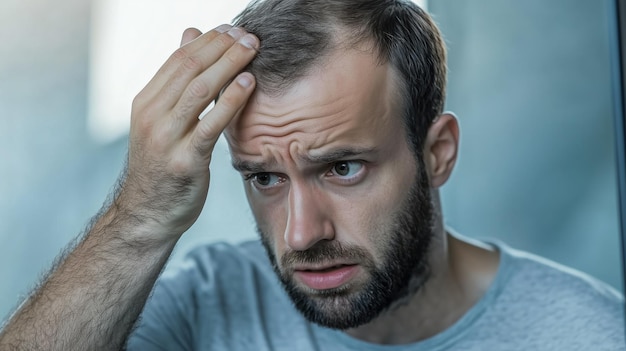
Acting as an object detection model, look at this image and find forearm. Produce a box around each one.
[0,23,258,351]
[0,202,178,351]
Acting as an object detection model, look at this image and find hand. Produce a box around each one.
[118,25,259,241]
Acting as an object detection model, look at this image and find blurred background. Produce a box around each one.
[0,0,622,321]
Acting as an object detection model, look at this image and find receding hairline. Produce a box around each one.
[247,26,396,99]
[232,42,408,145]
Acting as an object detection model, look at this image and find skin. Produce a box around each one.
[0,25,260,350]
[227,46,500,344]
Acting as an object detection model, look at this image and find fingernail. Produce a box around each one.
[237,74,253,88]
[239,34,259,49]
[215,24,231,33]
[227,27,245,39]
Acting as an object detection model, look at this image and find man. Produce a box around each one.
[0,0,623,350]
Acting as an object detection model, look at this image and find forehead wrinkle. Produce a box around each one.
[230,141,288,173]
[232,48,395,142]
[229,99,392,171]
[228,47,401,175]
[237,95,356,141]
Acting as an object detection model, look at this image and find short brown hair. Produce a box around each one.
[234,0,447,155]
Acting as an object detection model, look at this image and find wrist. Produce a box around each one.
[95,197,184,250]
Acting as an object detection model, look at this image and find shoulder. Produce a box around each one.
[483,243,624,348]
[500,244,623,307]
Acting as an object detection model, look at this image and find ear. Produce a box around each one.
[423,112,460,188]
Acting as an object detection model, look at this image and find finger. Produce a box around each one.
[191,72,256,156]
[137,24,233,102]
[180,24,232,54]
[151,28,251,115]
[180,27,202,47]
[170,32,259,125]
[163,25,235,82]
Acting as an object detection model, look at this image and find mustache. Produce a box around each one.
[280,241,374,271]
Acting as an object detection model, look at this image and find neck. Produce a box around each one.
[344,227,499,345]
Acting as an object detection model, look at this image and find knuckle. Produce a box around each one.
[163,79,183,101]
[192,130,216,156]
[131,100,156,132]
[196,121,217,140]
[171,47,189,62]
[182,55,203,72]
[132,85,160,111]
[222,50,240,67]
[217,90,241,110]
[187,79,212,99]
[132,92,147,110]
[213,34,234,52]
[133,113,155,137]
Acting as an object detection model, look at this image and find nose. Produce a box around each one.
[283,182,335,251]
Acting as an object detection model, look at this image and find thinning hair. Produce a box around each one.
[233,0,447,156]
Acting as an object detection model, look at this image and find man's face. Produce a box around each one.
[226,48,434,329]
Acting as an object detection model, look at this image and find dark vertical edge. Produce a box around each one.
[608,0,626,337]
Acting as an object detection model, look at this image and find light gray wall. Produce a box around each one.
[0,0,622,323]
[1,0,94,319]
[430,0,622,288]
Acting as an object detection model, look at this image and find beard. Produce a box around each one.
[258,166,435,330]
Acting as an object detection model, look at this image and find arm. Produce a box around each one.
[0,25,259,351]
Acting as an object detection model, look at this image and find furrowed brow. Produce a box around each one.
[231,147,376,173]
[231,159,274,173]
[302,147,376,164]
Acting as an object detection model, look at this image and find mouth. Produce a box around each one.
[293,264,360,290]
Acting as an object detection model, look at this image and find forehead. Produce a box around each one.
[226,47,403,164]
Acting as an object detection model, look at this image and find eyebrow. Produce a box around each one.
[232,159,276,173]
[303,147,376,164]
[231,147,376,173]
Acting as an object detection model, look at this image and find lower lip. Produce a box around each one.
[294,265,360,290]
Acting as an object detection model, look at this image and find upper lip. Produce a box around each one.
[293,262,358,272]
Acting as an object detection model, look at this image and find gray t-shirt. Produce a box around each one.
[127,239,625,350]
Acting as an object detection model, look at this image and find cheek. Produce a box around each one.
[246,188,288,246]
[354,170,417,257]
[350,191,400,257]
[322,188,397,263]
[330,196,376,238]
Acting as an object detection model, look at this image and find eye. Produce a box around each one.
[329,161,364,178]
[247,172,284,189]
